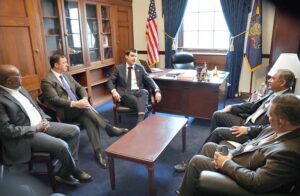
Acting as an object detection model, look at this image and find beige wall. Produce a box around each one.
[132,0,165,68]
[132,0,276,93]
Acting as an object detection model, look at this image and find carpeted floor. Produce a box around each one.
[2,98,243,196]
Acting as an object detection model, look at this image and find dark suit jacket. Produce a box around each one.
[41,71,88,120]
[230,89,292,125]
[107,64,159,96]
[221,127,300,193]
[0,87,50,164]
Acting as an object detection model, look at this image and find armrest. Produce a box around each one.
[198,171,295,196]
[150,89,157,114]
[36,95,62,122]
[198,171,253,196]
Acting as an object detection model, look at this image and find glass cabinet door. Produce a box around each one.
[64,0,84,66]
[101,5,113,60]
[41,0,63,58]
[85,4,101,62]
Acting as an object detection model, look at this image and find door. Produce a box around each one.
[115,6,133,64]
[0,0,46,98]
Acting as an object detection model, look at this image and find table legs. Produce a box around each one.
[147,163,155,196]
[107,155,115,190]
[182,123,187,152]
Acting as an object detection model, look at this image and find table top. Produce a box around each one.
[150,69,229,85]
[105,115,187,163]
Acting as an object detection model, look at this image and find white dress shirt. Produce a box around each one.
[126,63,139,90]
[245,88,289,124]
[0,85,42,126]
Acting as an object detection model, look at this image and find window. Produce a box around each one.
[178,0,229,52]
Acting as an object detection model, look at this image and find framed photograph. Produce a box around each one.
[103,35,108,47]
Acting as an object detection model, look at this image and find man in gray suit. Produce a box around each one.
[0,64,91,185]
[41,54,128,169]
[178,94,300,195]
[107,48,162,123]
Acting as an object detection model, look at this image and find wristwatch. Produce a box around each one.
[247,127,251,133]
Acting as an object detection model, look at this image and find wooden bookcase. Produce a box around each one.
[37,0,133,107]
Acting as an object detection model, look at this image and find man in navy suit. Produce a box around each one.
[107,48,162,123]
[0,64,91,185]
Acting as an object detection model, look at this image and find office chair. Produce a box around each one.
[172,52,195,69]
[112,90,156,126]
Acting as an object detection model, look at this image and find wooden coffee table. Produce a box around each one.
[105,114,187,196]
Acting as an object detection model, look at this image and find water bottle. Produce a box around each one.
[258,83,267,97]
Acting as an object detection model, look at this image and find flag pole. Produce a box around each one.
[250,71,253,94]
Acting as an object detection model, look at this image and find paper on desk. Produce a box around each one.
[159,69,196,80]
[176,70,196,81]
[150,68,163,73]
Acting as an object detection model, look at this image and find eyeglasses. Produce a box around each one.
[9,75,21,78]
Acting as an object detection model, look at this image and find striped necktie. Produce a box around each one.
[59,75,77,101]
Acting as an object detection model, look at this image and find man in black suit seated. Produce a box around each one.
[0,64,91,185]
[205,69,294,144]
[175,69,295,172]
[210,69,294,134]
[178,94,300,195]
[107,48,162,123]
[41,54,128,169]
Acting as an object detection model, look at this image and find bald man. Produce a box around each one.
[0,65,91,185]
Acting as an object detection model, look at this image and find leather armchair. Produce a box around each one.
[172,52,195,69]
[112,89,156,125]
[197,170,299,196]
[0,142,57,192]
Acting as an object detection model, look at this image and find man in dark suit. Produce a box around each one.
[209,69,294,142]
[107,48,162,123]
[0,64,91,185]
[174,69,295,173]
[40,54,128,169]
[178,94,300,195]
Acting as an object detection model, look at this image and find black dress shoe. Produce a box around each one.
[73,170,93,183]
[55,174,80,185]
[174,161,188,173]
[105,124,128,137]
[95,152,108,169]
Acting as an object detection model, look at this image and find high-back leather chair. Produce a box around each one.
[172,52,195,69]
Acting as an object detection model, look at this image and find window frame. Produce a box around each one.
[177,0,229,54]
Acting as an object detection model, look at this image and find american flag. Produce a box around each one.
[146,0,159,66]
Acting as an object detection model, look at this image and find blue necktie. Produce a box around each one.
[59,75,77,101]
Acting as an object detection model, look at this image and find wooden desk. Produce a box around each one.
[151,69,229,120]
[105,115,187,196]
